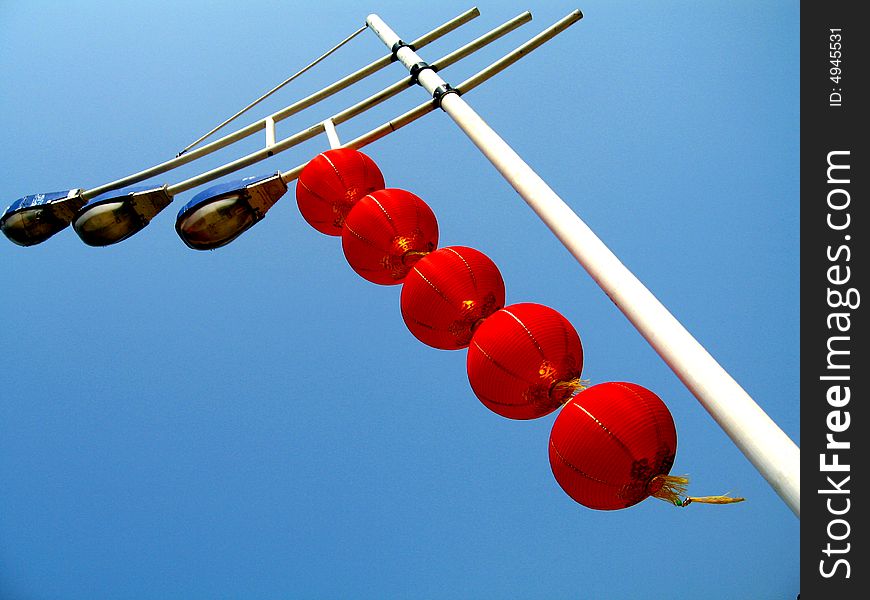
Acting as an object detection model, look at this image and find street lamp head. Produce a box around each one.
[1,189,85,246]
[175,172,287,250]
[72,184,173,247]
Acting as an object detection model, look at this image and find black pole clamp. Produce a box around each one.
[432,84,460,110]
[409,61,437,85]
[390,40,415,62]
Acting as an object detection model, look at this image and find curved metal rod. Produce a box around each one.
[280,11,580,182]
[168,11,532,195]
[82,6,481,201]
[177,24,369,156]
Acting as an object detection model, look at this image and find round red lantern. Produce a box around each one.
[401,246,505,350]
[467,303,583,420]
[549,382,677,510]
[341,188,439,285]
[295,148,385,235]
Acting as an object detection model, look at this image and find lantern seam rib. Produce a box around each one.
[610,382,671,452]
[610,382,676,483]
[570,401,638,463]
[411,268,452,304]
[360,153,373,193]
[343,221,382,251]
[501,308,547,358]
[470,339,533,387]
[297,177,334,207]
[472,390,528,408]
[369,195,398,235]
[444,247,478,292]
[321,152,350,195]
[549,439,618,487]
[404,316,437,332]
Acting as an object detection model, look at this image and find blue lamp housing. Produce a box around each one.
[175,172,287,250]
[1,189,85,246]
[72,184,173,247]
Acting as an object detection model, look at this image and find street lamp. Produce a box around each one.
[1,189,84,246]
[72,184,173,247]
[1,8,482,250]
[2,8,530,253]
[175,173,287,250]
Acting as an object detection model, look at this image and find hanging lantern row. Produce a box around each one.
[295,148,744,512]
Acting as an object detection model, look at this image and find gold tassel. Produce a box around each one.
[649,474,745,508]
[551,377,589,402]
[402,250,431,266]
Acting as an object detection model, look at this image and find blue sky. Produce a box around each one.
[1,2,799,598]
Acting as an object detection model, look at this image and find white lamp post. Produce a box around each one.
[365,11,801,518]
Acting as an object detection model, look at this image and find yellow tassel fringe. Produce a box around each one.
[551,377,589,402]
[650,474,746,508]
[402,250,431,265]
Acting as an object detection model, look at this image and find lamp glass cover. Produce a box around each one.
[176,195,255,250]
[1,207,68,246]
[1,189,83,246]
[74,201,145,246]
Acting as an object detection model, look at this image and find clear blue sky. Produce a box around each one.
[1,2,799,598]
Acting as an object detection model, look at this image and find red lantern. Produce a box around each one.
[548,382,677,510]
[401,246,505,350]
[295,148,385,236]
[466,303,583,420]
[341,189,439,285]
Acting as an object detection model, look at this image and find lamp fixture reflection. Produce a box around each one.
[175,172,287,250]
[72,185,173,247]
[1,189,84,246]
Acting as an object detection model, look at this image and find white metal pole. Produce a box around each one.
[322,119,342,149]
[265,117,277,149]
[366,11,800,517]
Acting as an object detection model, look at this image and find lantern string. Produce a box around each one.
[649,475,746,508]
